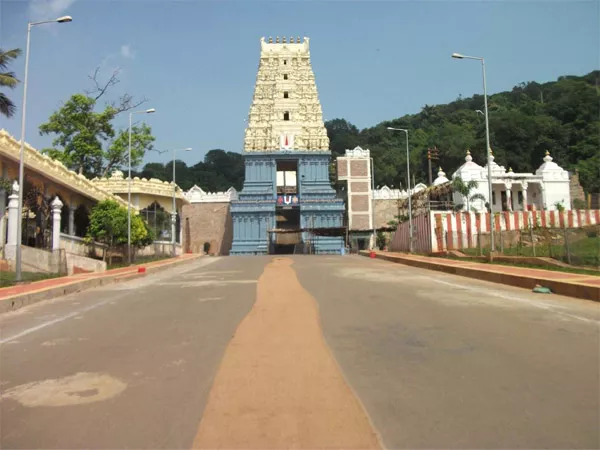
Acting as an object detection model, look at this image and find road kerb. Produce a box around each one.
[361,251,599,302]
[0,254,203,314]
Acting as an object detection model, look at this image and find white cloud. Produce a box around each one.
[120,45,135,59]
[28,0,76,22]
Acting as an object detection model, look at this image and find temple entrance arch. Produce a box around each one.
[141,201,171,241]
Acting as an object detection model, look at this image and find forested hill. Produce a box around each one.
[326,71,599,192]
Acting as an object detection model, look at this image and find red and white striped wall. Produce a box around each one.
[431,210,600,253]
[389,210,600,253]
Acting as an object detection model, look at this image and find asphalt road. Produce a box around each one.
[0,255,598,449]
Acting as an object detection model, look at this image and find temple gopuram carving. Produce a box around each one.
[230,37,345,255]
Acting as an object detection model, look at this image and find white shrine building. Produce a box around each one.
[448,149,571,212]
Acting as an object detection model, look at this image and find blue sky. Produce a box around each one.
[1,0,598,168]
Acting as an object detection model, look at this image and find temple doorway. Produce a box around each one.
[271,208,301,254]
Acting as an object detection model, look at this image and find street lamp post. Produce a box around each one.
[452,52,495,251]
[171,147,192,256]
[370,157,376,249]
[127,108,155,264]
[15,15,73,282]
[387,127,413,253]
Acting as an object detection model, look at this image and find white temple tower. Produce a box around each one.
[244,36,329,152]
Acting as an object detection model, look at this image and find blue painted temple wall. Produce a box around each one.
[230,150,345,255]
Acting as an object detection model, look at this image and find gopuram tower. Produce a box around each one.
[230,36,345,255]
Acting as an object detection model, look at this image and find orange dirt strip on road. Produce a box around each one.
[192,257,382,449]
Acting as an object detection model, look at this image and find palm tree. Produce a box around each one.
[0,48,22,118]
[452,176,487,212]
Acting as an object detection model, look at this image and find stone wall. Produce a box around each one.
[182,202,233,255]
[136,241,182,257]
[374,199,399,229]
[569,172,585,206]
[60,234,105,259]
[4,245,67,274]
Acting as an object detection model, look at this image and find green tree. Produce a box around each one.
[332,70,599,194]
[0,48,22,118]
[138,162,168,181]
[39,94,155,177]
[86,199,150,265]
[325,119,360,157]
[39,69,154,178]
[140,149,245,192]
[451,176,487,211]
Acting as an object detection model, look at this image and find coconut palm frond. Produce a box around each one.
[466,180,479,191]
[0,92,16,117]
[470,193,486,202]
[0,48,21,118]
[451,177,469,196]
[0,72,19,89]
[0,48,22,71]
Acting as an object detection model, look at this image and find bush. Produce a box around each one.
[87,199,152,264]
[585,226,599,238]
[376,231,387,250]
[572,198,586,210]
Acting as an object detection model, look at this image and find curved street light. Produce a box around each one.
[127,108,156,264]
[387,127,413,253]
[170,147,192,256]
[452,52,495,252]
[16,15,73,282]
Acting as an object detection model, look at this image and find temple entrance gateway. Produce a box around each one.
[230,37,345,255]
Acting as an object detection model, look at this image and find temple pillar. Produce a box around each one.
[68,202,77,235]
[505,183,513,211]
[51,197,63,251]
[6,182,19,246]
[171,211,177,251]
[541,185,547,210]
[0,165,8,215]
[521,182,528,211]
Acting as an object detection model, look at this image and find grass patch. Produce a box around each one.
[0,271,61,288]
[463,236,600,267]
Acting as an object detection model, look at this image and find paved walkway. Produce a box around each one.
[365,251,599,300]
[0,254,201,301]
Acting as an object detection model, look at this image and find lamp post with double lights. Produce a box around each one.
[15,15,73,282]
[127,108,155,264]
[170,147,192,256]
[452,52,495,251]
[386,127,413,253]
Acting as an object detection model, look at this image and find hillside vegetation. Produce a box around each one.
[138,71,598,195]
[326,71,599,193]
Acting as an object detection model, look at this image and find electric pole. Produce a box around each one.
[427,147,440,185]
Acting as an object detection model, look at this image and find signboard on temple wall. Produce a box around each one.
[280,133,294,150]
[277,195,299,207]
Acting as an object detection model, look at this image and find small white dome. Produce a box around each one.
[433,167,449,186]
